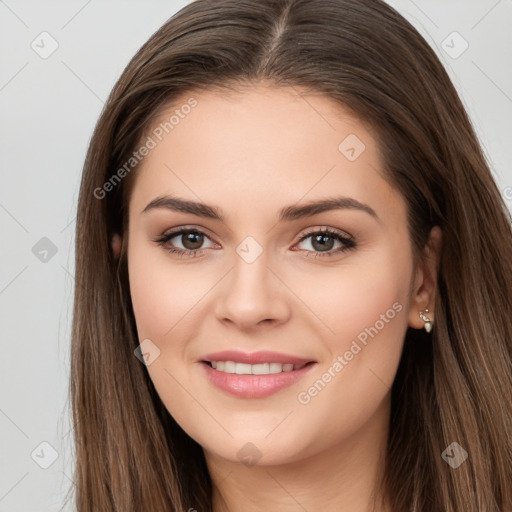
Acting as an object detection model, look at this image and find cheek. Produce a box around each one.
[290,245,412,447]
[282,241,412,352]
[127,237,206,341]
[339,243,412,379]
[334,258,410,347]
[127,238,222,438]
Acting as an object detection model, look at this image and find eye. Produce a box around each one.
[153,226,356,259]
[294,228,356,258]
[153,228,217,258]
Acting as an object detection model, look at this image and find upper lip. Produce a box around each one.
[200,350,316,365]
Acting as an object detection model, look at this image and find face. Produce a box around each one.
[125,83,428,466]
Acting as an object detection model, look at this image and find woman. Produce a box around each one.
[68,0,512,511]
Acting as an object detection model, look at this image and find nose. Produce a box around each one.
[213,250,291,331]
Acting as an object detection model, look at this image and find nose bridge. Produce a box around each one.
[214,238,290,327]
[229,243,274,304]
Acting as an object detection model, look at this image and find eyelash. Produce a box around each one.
[153,227,356,259]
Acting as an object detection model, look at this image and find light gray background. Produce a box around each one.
[0,1,511,510]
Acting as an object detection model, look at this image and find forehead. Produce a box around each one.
[128,84,406,227]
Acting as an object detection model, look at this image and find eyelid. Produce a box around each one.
[156,225,218,241]
[297,226,354,242]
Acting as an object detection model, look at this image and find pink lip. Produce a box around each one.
[199,350,314,365]
[199,361,317,399]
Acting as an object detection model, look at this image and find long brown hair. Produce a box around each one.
[68,0,512,510]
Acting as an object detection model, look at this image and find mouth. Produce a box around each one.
[202,360,315,375]
[199,358,317,399]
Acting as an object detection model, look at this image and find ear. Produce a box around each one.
[407,226,443,330]
[111,233,122,260]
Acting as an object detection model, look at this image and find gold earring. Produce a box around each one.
[419,308,433,333]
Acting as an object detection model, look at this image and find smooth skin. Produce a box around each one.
[115,83,442,512]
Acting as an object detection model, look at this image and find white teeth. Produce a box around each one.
[252,363,270,375]
[208,361,308,375]
[269,363,282,374]
[224,361,236,373]
[235,363,252,374]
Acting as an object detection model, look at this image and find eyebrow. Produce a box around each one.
[141,195,379,222]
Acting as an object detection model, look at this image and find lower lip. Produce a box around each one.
[200,362,316,398]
